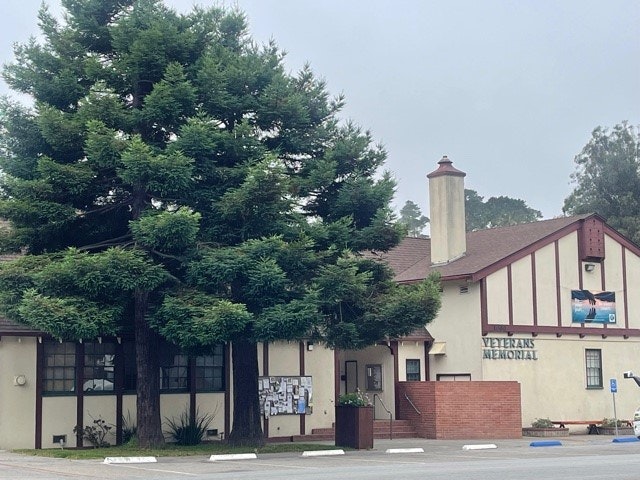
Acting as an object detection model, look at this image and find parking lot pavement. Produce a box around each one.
[1,435,638,479]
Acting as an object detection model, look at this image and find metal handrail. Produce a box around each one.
[404,393,422,415]
[373,393,393,440]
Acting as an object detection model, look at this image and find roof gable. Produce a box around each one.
[373,214,639,283]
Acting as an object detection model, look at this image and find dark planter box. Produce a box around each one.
[335,405,374,450]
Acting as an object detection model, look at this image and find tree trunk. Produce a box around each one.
[228,338,264,446]
[134,288,165,448]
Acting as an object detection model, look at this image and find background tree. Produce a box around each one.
[465,189,542,231]
[0,0,441,447]
[563,122,640,244]
[398,200,429,237]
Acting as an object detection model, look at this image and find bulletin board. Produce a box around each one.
[258,376,313,417]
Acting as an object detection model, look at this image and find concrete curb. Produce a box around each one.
[529,441,562,447]
[302,449,345,457]
[103,456,157,464]
[209,453,258,461]
[462,444,497,450]
[385,448,425,454]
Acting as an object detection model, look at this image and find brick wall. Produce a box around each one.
[396,381,522,439]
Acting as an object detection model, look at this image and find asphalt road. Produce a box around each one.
[2,436,640,479]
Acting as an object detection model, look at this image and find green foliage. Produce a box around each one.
[74,416,112,448]
[564,122,640,244]
[164,407,216,446]
[398,200,429,237]
[0,0,442,447]
[338,389,372,407]
[465,189,542,231]
[531,418,554,428]
[601,418,627,427]
[122,411,137,445]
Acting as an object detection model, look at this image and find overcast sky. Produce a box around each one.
[1,0,639,220]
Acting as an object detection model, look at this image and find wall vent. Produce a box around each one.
[459,285,469,294]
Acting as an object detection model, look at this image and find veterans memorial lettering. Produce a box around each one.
[482,337,538,360]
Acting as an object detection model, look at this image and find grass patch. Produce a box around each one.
[13,442,336,460]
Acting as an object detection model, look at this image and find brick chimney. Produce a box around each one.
[427,156,467,265]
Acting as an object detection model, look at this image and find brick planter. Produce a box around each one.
[522,427,569,437]
[335,406,374,449]
[597,426,634,435]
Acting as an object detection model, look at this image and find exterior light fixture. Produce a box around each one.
[584,263,596,272]
[307,341,314,351]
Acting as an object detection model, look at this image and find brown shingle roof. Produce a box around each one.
[373,214,595,283]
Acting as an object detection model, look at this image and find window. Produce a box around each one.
[43,341,76,393]
[83,342,115,392]
[366,364,383,391]
[406,359,421,381]
[585,349,603,389]
[160,344,188,390]
[195,344,224,391]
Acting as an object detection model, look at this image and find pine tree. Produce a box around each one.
[0,0,441,447]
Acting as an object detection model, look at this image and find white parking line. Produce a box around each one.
[107,464,198,476]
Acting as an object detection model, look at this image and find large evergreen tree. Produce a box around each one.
[0,0,441,447]
[398,200,429,237]
[563,122,640,244]
[465,189,542,231]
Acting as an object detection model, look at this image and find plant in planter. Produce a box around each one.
[522,418,568,437]
[598,418,633,435]
[531,418,554,428]
[338,389,372,407]
[335,389,374,449]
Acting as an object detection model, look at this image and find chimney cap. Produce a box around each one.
[427,155,466,178]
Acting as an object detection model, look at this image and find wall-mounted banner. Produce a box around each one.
[571,289,616,323]
[258,376,313,418]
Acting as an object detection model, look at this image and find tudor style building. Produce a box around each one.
[2,156,640,448]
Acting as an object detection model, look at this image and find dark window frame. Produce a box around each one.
[406,359,421,381]
[585,348,603,389]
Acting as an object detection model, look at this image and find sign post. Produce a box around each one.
[610,378,619,437]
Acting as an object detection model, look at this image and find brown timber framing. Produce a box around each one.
[261,342,269,438]
[299,341,305,435]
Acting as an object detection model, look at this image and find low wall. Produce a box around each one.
[396,381,522,439]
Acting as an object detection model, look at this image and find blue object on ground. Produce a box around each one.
[529,440,562,447]
[612,437,639,443]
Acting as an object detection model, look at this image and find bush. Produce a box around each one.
[601,418,626,427]
[531,418,554,428]
[164,406,215,446]
[73,416,111,448]
[338,388,372,407]
[122,411,137,444]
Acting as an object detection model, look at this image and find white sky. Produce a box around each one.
[1,0,639,219]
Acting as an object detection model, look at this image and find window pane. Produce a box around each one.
[406,359,421,381]
[585,349,602,388]
[43,342,76,393]
[83,342,115,392]
[194,344,225,392]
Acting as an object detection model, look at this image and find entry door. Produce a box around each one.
[345,360,358,393]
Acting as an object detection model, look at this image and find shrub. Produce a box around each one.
[164,406,215,445]
[122,411,137,444]
[73,416,111,448]
[338,388,372,407]
[601,418,626,427]
[531,418,554,428]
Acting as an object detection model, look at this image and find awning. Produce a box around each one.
[429,341,447,355]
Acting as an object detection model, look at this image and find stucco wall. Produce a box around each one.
[0,337,37,449]
[427,282,482,380]
[482,334,640,430]
[261,341,336,437]
[398,341,425,381]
